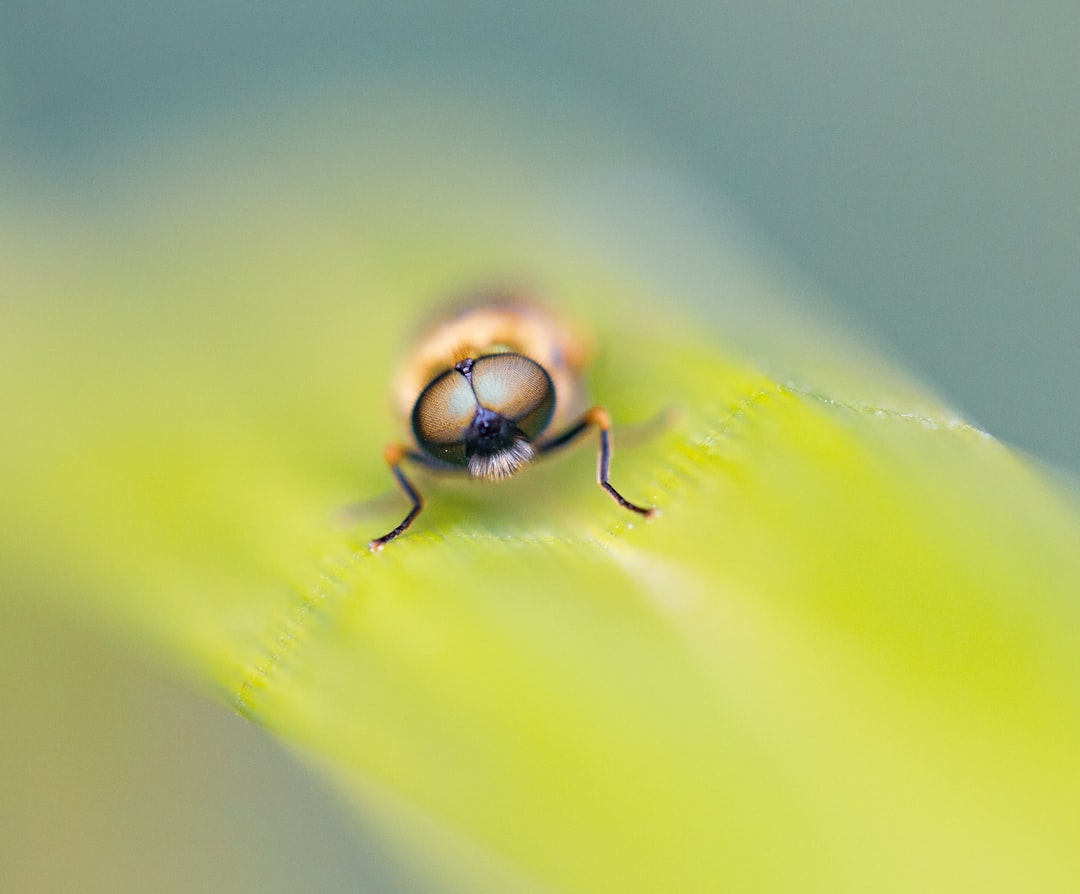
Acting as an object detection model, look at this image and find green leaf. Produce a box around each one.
[4,139,1080,893]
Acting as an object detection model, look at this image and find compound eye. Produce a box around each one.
[412,369,478,460]
[471,354,555,440]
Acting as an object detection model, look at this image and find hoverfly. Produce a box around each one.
[369,295,656,549]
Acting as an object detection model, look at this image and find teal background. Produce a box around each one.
[4,1,1078,471]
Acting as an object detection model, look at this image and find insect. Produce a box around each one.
[368,295,656,550]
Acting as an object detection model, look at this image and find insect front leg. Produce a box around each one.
[369,444,428,551]
[538,407,656,518]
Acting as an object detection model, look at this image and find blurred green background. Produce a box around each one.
[3,2,1078,891]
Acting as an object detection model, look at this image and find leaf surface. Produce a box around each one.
[4,143,1080,893]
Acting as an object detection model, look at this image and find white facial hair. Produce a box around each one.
[467,438,535,480]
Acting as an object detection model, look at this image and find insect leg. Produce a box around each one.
[539,407,656,518]
[369,444,427,551]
